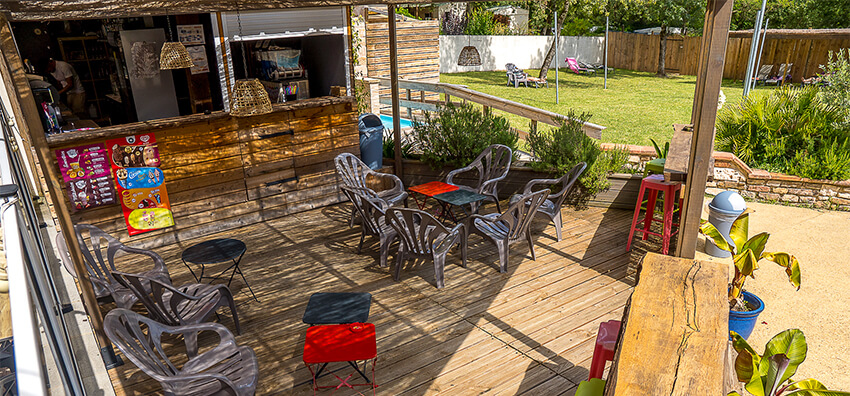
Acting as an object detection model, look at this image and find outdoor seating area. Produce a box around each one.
[104,196,638,395]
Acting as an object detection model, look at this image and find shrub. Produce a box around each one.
[411,103,518,169]
[819,48,850,125]
[463,8,511,35]
[716,86,850,180]
[527,112,629,200]
[382,131,416,160]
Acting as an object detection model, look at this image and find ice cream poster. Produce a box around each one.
[107,133,174,236]
[55,143,116,211]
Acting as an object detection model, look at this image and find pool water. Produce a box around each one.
[379,115,413,131]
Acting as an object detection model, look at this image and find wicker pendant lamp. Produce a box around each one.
[160,12,194,70]
[457,36,481,66]
[229,9,273,117]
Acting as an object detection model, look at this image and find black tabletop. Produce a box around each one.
[302,292,372,325]
[434,189,488,206]
[181,238,247,264]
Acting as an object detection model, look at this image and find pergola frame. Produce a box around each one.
[0,0,731,383]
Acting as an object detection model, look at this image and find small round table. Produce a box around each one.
[181,238,258,302]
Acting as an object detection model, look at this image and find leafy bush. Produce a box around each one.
[411,103,518,169]
[382,132,416,160]
[464,8,511,35]
[527,112,629,200]
[819,48,850,125]
[716,86,850,180]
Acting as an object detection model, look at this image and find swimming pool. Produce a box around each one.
[379,115,413,131]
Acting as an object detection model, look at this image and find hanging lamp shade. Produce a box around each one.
[230,79,273,117]
[160,42,194,70]
[457,46,482,66]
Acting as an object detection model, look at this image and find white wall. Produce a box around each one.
[440,35,605,73]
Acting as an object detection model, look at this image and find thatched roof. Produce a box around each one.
[0,0,465,21]
[729,29,850,40]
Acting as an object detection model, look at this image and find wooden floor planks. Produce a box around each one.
[107,202,638,395]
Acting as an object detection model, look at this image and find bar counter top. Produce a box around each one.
[46,96,354,149]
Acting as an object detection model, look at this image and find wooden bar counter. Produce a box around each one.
[605,253,730,395]
[47,96,359,248]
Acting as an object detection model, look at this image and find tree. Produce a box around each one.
[538,2,571,79]
[646,0,704,77]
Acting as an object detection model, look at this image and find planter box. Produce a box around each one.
[386,159,642,209]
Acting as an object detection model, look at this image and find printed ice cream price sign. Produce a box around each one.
[107,133,174,236]
[54,143,116,211]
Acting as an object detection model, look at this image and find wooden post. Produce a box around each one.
[405,88,412,119]
[445,94,451,106]
[676,0,735,258]
[388,4,403,177]
[0,14,122,368]
[346,6,356,97]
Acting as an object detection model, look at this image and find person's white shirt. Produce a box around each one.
[51,60,85,94]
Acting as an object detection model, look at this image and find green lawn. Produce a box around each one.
[440,69,776,146]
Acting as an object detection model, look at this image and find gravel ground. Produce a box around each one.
[696,201,850,390]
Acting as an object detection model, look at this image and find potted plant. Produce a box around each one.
[699,210,801,339]
[729,329,850,395]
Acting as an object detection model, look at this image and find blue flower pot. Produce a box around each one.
[728,291,764,340]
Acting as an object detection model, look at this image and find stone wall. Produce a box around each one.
[602,143,850,211]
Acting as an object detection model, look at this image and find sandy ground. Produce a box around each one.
[695,201,850,390]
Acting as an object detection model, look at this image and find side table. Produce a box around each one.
[408,181,459,210]
[181,238,259,302]
[303,323,377,393]
[302,292,372,325]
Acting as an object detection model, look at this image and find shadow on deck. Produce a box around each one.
[107,200,657,395]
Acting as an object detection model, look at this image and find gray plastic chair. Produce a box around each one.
[104,308,258,396]
[510,162,587,241]
[56,225,171,309]
[111,271,240,357]
[335,152,408,226]
[385,208,466,288]
[469,189,550,273]
[340,186,398,268]
[505,63,529,88]
[446,144,513,213]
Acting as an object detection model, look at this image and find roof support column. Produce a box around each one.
[676,0,735,258]
[388,4,403,177]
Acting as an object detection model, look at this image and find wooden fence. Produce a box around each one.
[364,16,441,111]
[608,30,850,82]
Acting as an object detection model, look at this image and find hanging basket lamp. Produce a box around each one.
[160,41,194,70]
[457,46,482,66]
[230,79,273,117]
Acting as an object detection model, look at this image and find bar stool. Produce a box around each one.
[588,320,621,380]
[626,174,682,255]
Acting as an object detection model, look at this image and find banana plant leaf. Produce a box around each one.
[762,252,802,290]
[700,220,735,254]
[729,211,752,252]
[764,354,792,396]
[761,329,808,383]
[786,378,850,395]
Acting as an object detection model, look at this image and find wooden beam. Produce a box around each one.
[388,4,402,177]
[0,13,121,367]
[605,253,729,394]
[676,0,735,258]
[0,0,469,21]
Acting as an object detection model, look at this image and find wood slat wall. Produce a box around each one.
[51,97,358,249]
[365,19,440,112]
[608,31,850,82]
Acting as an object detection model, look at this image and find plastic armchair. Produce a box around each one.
[56,225,171,308]
[469,189,550,273]
[385,208,467,288]
[111,271,241,357]
[104,309,258,396]
[446,144,513,213]
[505,63,529,88]
[340,186,398,268]
[334,152,408,226]
[511,162,587,241]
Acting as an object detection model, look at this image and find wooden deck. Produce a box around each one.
[107,201,642,395]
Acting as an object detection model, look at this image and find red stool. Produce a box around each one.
[588,320,621,380]
[626,174,682,255]
[303,323,377,395]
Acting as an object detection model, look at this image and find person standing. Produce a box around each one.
[44,58,86,116]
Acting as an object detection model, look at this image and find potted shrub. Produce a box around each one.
[699,210,801,339]
[729,329,850,395]
[526,112,630,208]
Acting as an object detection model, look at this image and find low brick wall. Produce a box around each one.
[602,144,850,211]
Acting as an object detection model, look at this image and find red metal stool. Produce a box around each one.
[303,323,377,395]
[588,320,621,380]
[626,174,682,255]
